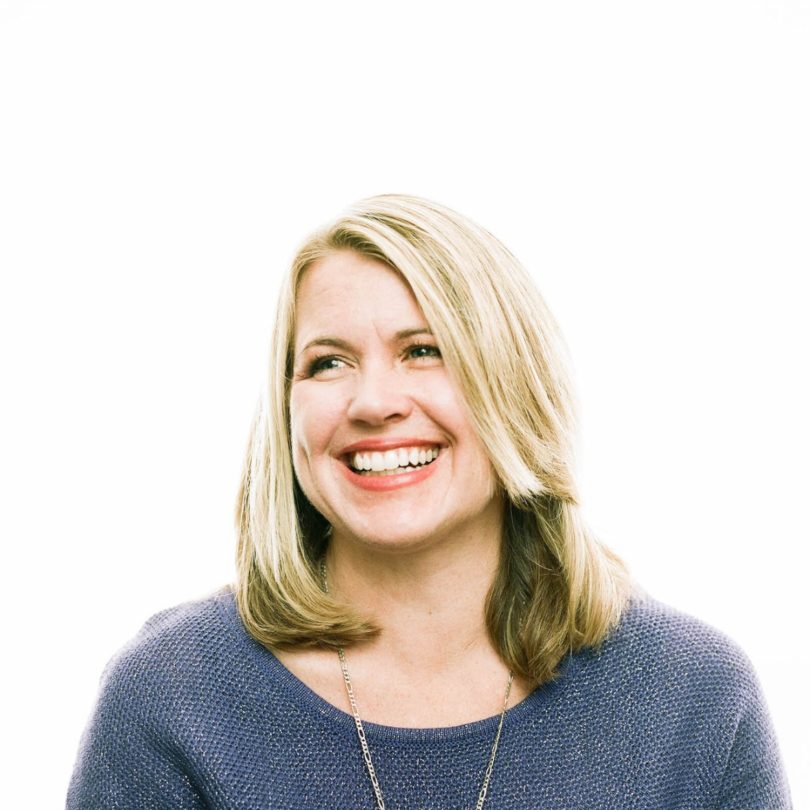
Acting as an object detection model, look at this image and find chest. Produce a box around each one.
[171,694,720,809]
[272,647,531,727]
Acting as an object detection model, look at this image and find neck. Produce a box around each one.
[325,514,503,673]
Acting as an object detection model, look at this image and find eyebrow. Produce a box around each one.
[296,327,434,359]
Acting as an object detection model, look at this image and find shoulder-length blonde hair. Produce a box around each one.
[236,194,633,685]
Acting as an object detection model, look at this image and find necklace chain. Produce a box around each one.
[320,559,513,810]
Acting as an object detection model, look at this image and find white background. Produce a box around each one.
[1,0,808,806]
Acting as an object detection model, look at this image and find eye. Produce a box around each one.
[405,343,442,362]
[305,355,348,377]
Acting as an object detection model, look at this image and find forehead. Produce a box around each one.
[293,251,427,344]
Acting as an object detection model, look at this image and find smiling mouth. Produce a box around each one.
[345,446,442,476]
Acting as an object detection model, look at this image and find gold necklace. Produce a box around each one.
[320,559,513,810]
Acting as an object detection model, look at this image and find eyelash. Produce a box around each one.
[405,342,442,361]
[304,342,442,378]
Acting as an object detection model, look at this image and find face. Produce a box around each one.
[289,250,502,553]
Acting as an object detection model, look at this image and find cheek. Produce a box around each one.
[289,385,340,468]
[428,378,480,445]
[420,375,465,421]
[289,396,315,475]
[431,381,496,482]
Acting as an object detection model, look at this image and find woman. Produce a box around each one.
[67,195,791,808]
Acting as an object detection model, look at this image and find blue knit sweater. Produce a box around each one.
[67,588,791,809]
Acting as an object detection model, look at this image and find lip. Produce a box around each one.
[337,437,445,456]
[338,449,442,492]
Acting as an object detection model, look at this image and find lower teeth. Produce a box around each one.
[354,461,434,477]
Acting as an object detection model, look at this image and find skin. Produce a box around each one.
[277,250,532,727]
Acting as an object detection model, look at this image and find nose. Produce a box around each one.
[345,365,413,426]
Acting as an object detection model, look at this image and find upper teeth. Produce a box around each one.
[350,446,440,472]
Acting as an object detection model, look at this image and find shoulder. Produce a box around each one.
[588,593,764,709]
[600,596,792,806]
[97,586,242,710]
[112,586,234,660]
[118,586,234,651]
[67,587,246,807]
[612,594,748,658]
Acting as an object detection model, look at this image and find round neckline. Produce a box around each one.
[216,588,584,743]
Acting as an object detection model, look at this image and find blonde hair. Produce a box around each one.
[236,194,634,684]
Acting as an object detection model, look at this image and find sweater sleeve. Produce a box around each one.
[714,665,792,810]
[66,651,206,810]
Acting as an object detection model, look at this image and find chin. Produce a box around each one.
[333,518,449,555]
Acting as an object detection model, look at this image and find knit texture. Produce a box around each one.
[67,588,792,809]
